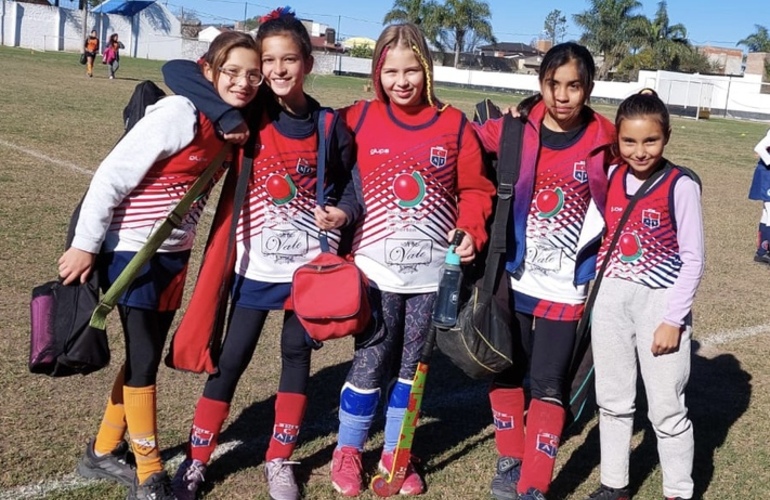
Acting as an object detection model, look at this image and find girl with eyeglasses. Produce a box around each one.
[163,8,360,500]
[58,31,261,500]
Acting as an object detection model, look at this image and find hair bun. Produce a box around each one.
[260,6,295,23]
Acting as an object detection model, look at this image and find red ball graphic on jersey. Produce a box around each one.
[266,174,296,205]
[619,232,643,262]
[393,172,426,208]
[535,187,564,218]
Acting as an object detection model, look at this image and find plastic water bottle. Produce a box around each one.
[432,243,463,328]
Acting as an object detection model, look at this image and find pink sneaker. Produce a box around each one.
[331,446,363,497]
[378,450,425,496]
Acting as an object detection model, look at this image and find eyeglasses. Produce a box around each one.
[219,66,264,87]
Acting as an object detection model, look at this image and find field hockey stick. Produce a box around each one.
[370,230,465,497]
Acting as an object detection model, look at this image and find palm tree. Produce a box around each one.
[573,0,647,79]
[737,25,770,52]
[439,0,496,67]
[383,0,444,50]
[636,1,694,70]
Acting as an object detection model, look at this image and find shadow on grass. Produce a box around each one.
[183,346,498,495]
[551,339,752,500]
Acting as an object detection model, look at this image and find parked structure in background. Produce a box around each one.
[698,46,744,75]
[2,1,768,122]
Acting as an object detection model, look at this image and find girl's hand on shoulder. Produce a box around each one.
[58,247,96,285]
[222,122,250,145]
[651,322,681,356]
[314,205,347,230]
[449,229,475,263]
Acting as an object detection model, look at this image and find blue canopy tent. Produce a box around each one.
[92,0,155,16]
[91,0,157,58]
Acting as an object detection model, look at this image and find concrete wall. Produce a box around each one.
[310,54,770,122]
[1,1,181,61]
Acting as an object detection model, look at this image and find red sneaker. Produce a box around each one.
[331,446,363,497]
[378,450,425,496]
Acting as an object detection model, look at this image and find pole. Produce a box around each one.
[243,1,247,29]
[81,0,88,52]
[336,15,341,74]
[1,0,6,47]
[724,77,732,118]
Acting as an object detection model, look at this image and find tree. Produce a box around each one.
[738,25,770,53]
[383,0,444,50]
[573,0,647,79]
[632,2,694,71]
[243,16,261,31]
[439,0,496,67]
[543,9,567,45]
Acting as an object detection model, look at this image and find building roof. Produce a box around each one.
[478,42,541,56]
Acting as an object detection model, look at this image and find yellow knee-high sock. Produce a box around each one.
[94,366,127,455]
[124,385,162,484]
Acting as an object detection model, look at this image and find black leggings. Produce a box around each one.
[493,312,578,404]
[202,306,312,402]
[119,305,175,387]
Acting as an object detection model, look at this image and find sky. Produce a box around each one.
[142,0,768,50]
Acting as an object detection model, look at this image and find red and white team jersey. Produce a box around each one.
[598,164,683,288]
[345,100,470,293]
[235,110,340,282]
[512,139,595,304]
[107,114,227,252]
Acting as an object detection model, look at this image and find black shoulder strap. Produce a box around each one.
[473,98,503,125]
[316,109,336,252]
[480,113,524,294]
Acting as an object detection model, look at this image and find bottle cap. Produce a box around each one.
[445,246,461,265]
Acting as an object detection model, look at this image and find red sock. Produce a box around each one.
[188,396,230,464]
[489,386,526,459]
[518,399,566,494]
[266,392,307,461]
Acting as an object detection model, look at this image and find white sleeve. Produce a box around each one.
[71,96,199,252]
[755,130,770,166]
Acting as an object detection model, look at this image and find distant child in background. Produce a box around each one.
[585,89,704,500]
[748,128,770,264]
[473,42,616,500]
[161,8,359,500]
[329,23,494,497]
[58,31,261,500]
[104,33,125,79]
[84,29,99,77]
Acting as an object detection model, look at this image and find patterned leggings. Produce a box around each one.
[345,289,436,390]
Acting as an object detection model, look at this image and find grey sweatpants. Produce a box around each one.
[592,277,693,499]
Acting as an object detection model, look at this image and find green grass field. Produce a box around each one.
[0,46,768,499]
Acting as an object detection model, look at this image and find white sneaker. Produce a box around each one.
[264,458,300,500]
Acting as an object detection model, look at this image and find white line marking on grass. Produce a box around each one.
[700,323,770,347]
[4,325,768,499]
[0,138,94,175]
[0,440,244,500]
[0,138,217,216]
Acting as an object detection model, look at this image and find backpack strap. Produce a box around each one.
[316,109,337,253]
[480,113,524,294]
[89,144,232,330]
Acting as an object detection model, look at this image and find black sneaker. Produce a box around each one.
[586,484,631,500]
[127,471,177,500]
[755,254,770,264]
[77,438,136,486]
[490,456,522,500]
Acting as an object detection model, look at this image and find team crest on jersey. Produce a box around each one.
[265,174,297,205]
[430,146,448,168]
[296,157,313,175]
[273,422,300,445]
[642,209,661,228]
[190,426,214,447]
[492,411,515,430]
[573,161,588,183]
[536,432,560,458]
